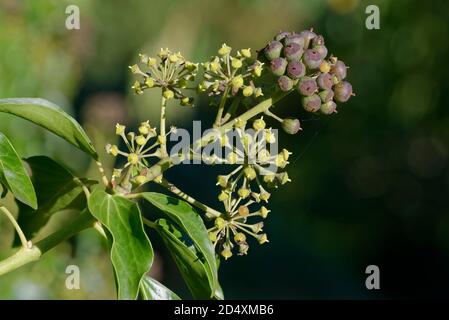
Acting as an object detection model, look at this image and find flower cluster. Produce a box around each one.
[105,121,174,192]
[261,30,354,115]
[199,44,264,98]
[207,118,292,259]
[129,48,198,106]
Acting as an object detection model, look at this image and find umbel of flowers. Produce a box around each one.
[105,29,353,260]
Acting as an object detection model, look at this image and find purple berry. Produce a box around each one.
[278,75,294,91]
[302,94,321,112]
[284,43,303,61]
[317,73,333,89]
[330,60,347,80]
[320,101,337,115]
[287,61,305,79]
[284,33,305,47]
[297,76,317,96]
[264,41,283,61]
[334,81,353,102]
[270,57,287,76]
[303,49,323,69]
[318,89,334,102]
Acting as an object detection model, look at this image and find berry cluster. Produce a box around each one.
[261,30,353,115]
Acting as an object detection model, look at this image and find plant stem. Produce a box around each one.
[0,205,29,248]
[142,217,157,229]
[160,94,168,157]
[214,86,230,128]
[157,178,221,218]
[0,210,95,276]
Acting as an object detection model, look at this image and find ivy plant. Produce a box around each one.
[0,30,353,299]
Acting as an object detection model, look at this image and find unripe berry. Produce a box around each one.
[128,153,139,165]
[108,144,119,156]
[244,166,257,180]
[282,118,302,135]
[218,191,229,202]
[314,45,328,59]
[234,232,246,243]
[320,100,337,115]
[243,86,254,97]
[217,175,228,188]
[231,58,243,69]
[319,61,331,73]
[257,234,269,244]
[284,43,303,61]
[303,49,323,69]
[318,89,334,102]
[275,31,291,42]
[334,81,353,102]
[135,135,146,146]
[259,206,270,218]
[218,44,232,56]
[260,192,271,202]
[253,118,266,130]
[264,41,283,60]
[276,172,291,185]
[215,217,226,228]
[278,75,294,92]
[299,30,316,49]
[231,75,244,89]
[270,57,287,76]
[287,60,306,79]
[238,188,250,199]
[251,222,264,233]
[135,175,146,185]
[145,77,154,88]
[238,205,249,217]
[139,125,149,135]
[312,35,325,47]
[240,48,251,58]
[330,60,347,80]
[317,73,333,90]
[297,77,318,96]
[115,124,126,135]
[221,247,233,260]
[163,89,174,99]
[302,94,321,112]
[284,33,305,47]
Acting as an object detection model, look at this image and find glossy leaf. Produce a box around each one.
[0,132,37,209]
[15,156,97,242]
[0,98,97,159]
[88,189,153,300]
[142,192,219,298]
[139,275,181,300]
[154,219,213,299]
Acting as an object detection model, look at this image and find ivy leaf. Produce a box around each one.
[14,156,97,243]
[88,189,153,300]
[154,219,213,299]
[0,132,37,209]
[0,98,97,159]
[139,275,181,300]
[142,192,219,298]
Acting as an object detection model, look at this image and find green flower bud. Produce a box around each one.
[218,191,229,202]
[317,73,333,90]
[128,153,139,165]
[242,86,254,97]
[107,144,119,156]
[297,77,317,96]
[218,43,232,56]
[238,188,250,199]
[217,175,229,188]
[238,242,249,255]
[241,48,251,58]
[302,94,322,112]
[270,57,287,76]
[287,60,306,79]
[145,77,155,88]
[135,175,147,185]
[259,206,270,218]
[135,135,146,146]
[238,205,249,217]
[260,192,271,202]
[115,124,126,135]
[251,222,264,233]
[303,49,323,69]
[209,231,218,242]
[320,100,337,115]
[221,247,233,260]
[263,175,275,183]
[231,57,243,69]
[163,89,174,99]
[215,217,226,229]
[282,118,302,135]
[334,81,353,102]
[244,166,257,180]
[253,118,266,130]
[276,172,291,185]
[257,233,269,244]
[278,75,294,92]
[231,75,244,89]
[264,41,283,60]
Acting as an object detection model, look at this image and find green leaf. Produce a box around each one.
[0,98,97,159]
[154,219,213,299]
[139,275,181,300]
[88,189,153,300]
[0,132,37,209]
[141,192,219,298]
[15,156,97,242]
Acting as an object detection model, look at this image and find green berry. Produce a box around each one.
[282,118,302,135]
[334,81,353,102]
[299,30,316,49]
[320,101,337,115]
[318,89,334,102]
[284,33,305,47]
[275,31,291,41]
[264,41,283,60]
[270,57,287,76]
[302,94,321,112]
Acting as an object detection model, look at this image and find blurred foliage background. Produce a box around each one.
[1,0,449,299]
